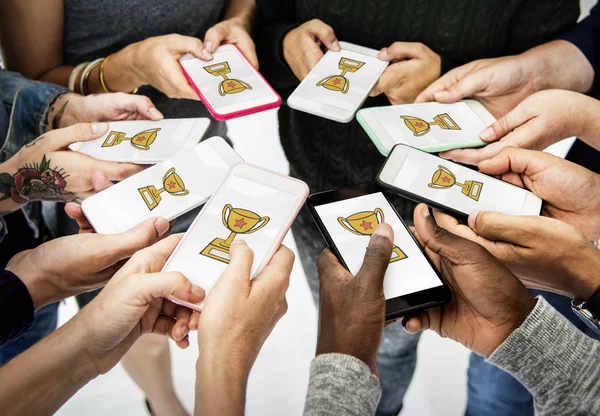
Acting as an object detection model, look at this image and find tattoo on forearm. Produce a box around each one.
[25,135,46,148]
[52,100,69,130]
[0,155,77,204]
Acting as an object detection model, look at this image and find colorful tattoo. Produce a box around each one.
[52,100,69,130]
[0,155,76,204]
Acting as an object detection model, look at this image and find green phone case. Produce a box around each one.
[357,106,487,156]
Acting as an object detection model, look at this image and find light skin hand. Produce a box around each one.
[404,204,536,358]
[370,42,441,104]
[432,209,600,300]
[6,216,171,310]
[195,240,293,416]
[316,223,394,375]
[282,19,341,81]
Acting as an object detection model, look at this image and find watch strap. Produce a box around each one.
[586,285,600,317]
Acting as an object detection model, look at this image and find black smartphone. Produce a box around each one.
[307,183,451,320]
[376,144,542,220]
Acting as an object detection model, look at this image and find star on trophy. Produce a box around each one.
[400,113,461,137]
[338,208,407,263]
[203,61,253,96]
[101,128,161,150]
[138,167,189,211]
[428,165,483,201]
[317,57,365,94]
[201,204,270,263]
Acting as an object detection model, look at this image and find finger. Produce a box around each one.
[355,223,394,294]
[172,305,192,341]
[112,233,183,278]
[369,67,398,97]
[235,39,259,69]
[53,122,109,149]
[468,211,534,246]
[479,102,536,143]
[402,312,430,334]
[308,20,340,51]
[204,25,228,56]
[316,248,352,288]
[149,315,190,348]
[131,271,205,304]
[251,245,295,294]
[167,34,209,60]
[432,67,491,104]
[221,239,254,286]
[378,42,427,62]
[102,217,170,259]
[116,93,164,121]
[478,146,552,176]
[91,171,113,192]
[90,160,146,182]
[188,311,200,330]
[64,202,94,233]
[415,61,478,103]
[439,141,507,166]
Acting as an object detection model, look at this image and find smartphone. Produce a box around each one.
[70,118,210,164]
[180,44,281,121]
[377,144,542,218]
[307,183,451,319]
[357,100,496,156]
[287,41,389,123]
[162,163,308,310]
[81,137,242,234]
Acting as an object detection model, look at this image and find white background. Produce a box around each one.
[394,148,529,215]
[373,102,487,147]
[56,2,593,414]
[182,47,276,112]
[163,172,303,291]
[292,48,387,111]
[315,192,443,299]
[74,118,209,162]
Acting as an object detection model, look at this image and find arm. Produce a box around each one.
[489,297,600,416]
[0,270,34,346]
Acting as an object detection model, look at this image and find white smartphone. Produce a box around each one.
[81,137,242,234]
[162,163,309,311]
[70,118,210,164]
[357,100,496,155]
[287,41,389,123]
[377,144,542,217]
[179,44,281,121]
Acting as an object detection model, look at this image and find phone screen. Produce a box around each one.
[163,170,304,291]
[181,47,278,113]
[390,148,533,216]
[314,192,443,299]
[293,48,387,111]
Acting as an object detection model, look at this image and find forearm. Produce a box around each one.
[0,319,98,416]
[223,0,256,30]
[194,355,248,415]
[488,297,600,415]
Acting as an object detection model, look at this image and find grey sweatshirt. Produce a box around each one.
[304,297,600,416]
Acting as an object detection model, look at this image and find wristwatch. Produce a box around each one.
[572,285,600,336]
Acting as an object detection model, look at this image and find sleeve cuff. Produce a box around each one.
[304,353,381,416]
[0,269,35,346]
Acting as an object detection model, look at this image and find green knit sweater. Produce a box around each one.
[256,0,579,215]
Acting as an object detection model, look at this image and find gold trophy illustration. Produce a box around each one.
[203,61,253,96]
[317,57,365,94]
[428,165,483,201]
[338,208,407,263]
[101,128,161,150]
[400,113,461,137]
[201,204,270,264]
[138,167,189,211]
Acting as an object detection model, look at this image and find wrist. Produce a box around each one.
[7,256,57,311]
[569,247,600,300]
[46,93,78,131]
[105,46,144,92]
[486,296,537,358]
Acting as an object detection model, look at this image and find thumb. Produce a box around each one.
[102,217,170,261]
[204,24,228,55]
[468,211,534,245]
[170,34,211,61]
[479,102,534,143]
[91,171,113,192]
[355,223,394,294]
[126,271,206,306]
[55,122,109,148]
[402,312,431,334]
[220,239,254,287]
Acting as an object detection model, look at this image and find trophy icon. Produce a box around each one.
[201,204,270,264]
[203,61,253,96]
[338,208,407,263]
[101,128,161,150]
[428,165,483,201]
[317,57,365,94]
[138,167,189,211]
[400,113,461,137]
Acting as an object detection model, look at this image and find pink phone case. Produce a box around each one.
[163,162,309,311]
[180,44,282,121]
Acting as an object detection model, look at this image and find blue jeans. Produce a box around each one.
[466,289,600,415]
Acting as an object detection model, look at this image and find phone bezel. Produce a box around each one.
[377,144,543,219]
[307,182,452,320]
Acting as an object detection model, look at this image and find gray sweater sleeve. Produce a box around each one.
[488,297,600,415]
[303,353,381,416]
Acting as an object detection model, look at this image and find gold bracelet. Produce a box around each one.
[80,58,103,96]
[100,54,139,94]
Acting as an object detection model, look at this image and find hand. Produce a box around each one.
[315,224,393,375]
[6,216,171,310]
[0,123,145,206]
[432,209,600,300]
[282,19,341,81]
[50,92,164,131]
[405,204,536,357]
[204,18,258,68]
[477,147,600,240]
[370,42,441,104]
[117,34,212,99]
[64,172,114,233]
[195,240,293,414]
[74,234,204,375]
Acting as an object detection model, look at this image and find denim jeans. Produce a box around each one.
[466,289,600,416]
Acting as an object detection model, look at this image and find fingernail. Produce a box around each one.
[91,122,108,134]
[378,48,388,60]
[149,107,163,119]
[422,206,430,218]
[205,41,214,52]
[154,217,169,236]
[373,223,393,242]
[191,284,205,297]
[179,325,189,338]
[230,239,247,247]
[401,323,414,335]
[331,40,341,51]
[480,126,495,141]
[439,152,450,159]
[202,49,213,60]
[468,212,479,229]
[433,91,448,101]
